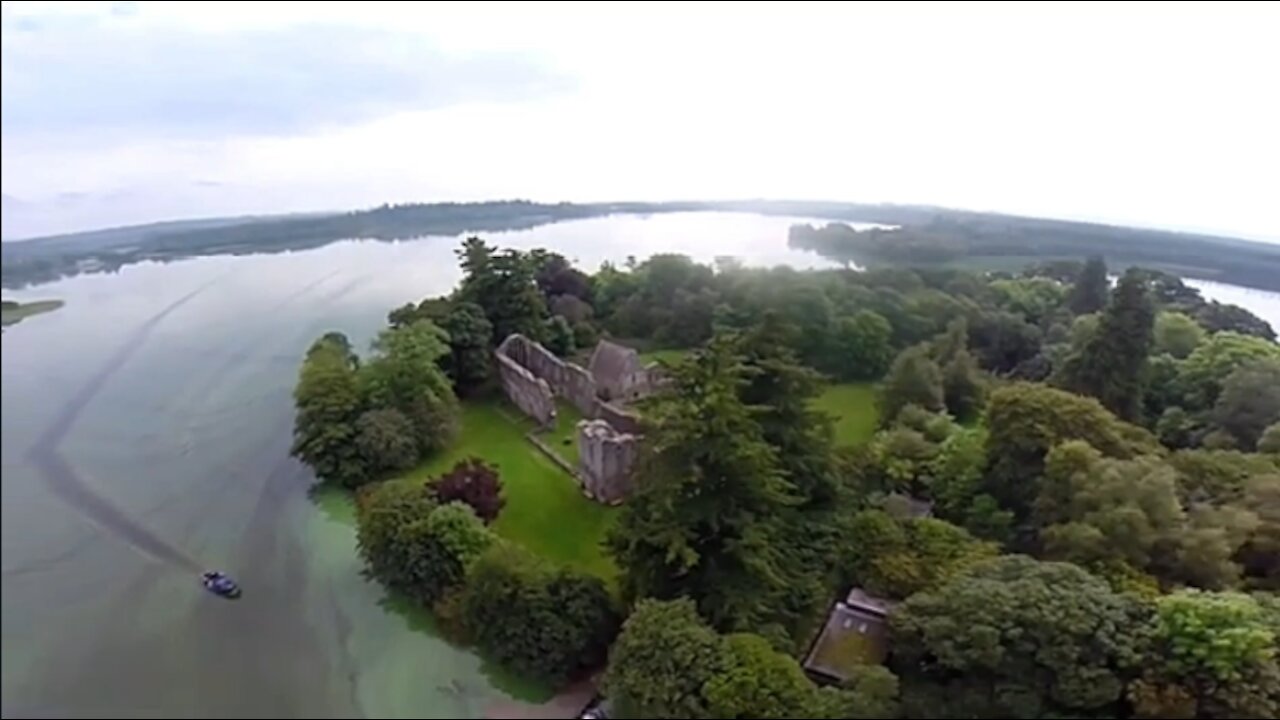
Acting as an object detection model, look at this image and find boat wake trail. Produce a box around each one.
[27,279,224,573]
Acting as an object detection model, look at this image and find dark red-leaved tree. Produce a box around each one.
[432,457,505,524]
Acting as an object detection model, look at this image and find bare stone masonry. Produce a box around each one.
[495,334,656,503]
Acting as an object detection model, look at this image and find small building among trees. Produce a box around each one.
[803,588,894,683]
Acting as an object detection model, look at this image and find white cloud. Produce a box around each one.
[2,0,1278,240]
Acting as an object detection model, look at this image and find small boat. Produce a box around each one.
[201,570,241,599]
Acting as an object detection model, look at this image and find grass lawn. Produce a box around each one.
[401,401,617,581]
[543,400,584,466]
[1,299,63,327]
[639,347,691,365]
[814,382,880,446]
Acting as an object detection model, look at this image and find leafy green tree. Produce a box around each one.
[361,321,459,456]
[703,633,821,719]
[608,339,797,634]
[1057,269,1155,421]
[1212,358,1280,450]
[543,314,576,357]
[968,310,1043,373]
[827,310,893,381]
[1167,448,1280,504]
[1261,422,1280,454]
[1131,590,1279,719]
[1068,255,1109,315]
[1178,331,1280,410]
[1143,352,1185,422]
[439,300,493,394]
[462,544,619,684]
[879,345,944,423]
[1237,473,1280,587]
[892,555,1152,719]
[1155,406,1198,450]
[991,276,1067,324]
[603,599,724,720]
[354,408,418,476]
[1154,311,1206,359]
[291,333,367,487]
[1036,442,1185,572]
[941,348,985,422]
[354,481,438,590]
[839,510,997,599]
[984,382,1160,524]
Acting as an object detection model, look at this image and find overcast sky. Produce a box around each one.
[2,1,1278,240]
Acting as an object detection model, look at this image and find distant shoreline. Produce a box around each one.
[4,200,1279,292]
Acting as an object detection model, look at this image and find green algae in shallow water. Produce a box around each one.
[379,592,554,703]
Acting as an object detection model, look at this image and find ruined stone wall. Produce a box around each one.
[577,419,639,505]
[596,400,642,435]
[495,350,556,427]
[497,334,597,416]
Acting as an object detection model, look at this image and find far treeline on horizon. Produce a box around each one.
[3,199,1280,293]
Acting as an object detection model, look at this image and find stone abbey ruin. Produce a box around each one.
[495,334,661,504]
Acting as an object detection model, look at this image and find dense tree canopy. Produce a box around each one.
[327,240,1280,710]
[1057,269,1155,420]
[607,340,799,634]
[462,544,619,684]
[892,555,1152,719]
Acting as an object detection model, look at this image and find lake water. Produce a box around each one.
[2,211,1277,718]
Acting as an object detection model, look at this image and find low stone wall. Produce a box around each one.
[596,400,642,435]
[577,419,638,505]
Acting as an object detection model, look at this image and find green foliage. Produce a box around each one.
[990,276,1067,324]
[941,349,985,422]
[354,481,439,592]
[983,382,1160,523]
[1133,590,1280,718]
[291,333,367,487]
[827,310,894,381]
[462,544,619,685]
[1068,255,1109,315]
[1178,331,1280,410]
[603,599,724,719]
[608,339,799,634]
[1154,311,1206,359]
[456,236,548,343]
[603,599,894,720]
[439,300,493,393]
[354,408,418,476]
[1261,423,1280,454]
[736,314,839,507]
[1167,448,1279,505]
[1212,358,1280,450]
[879,345,944,423]
[1057,269,1155,421]
[361,321,460,456]
[840,510,997,599]
[1037,442,1185,571]
[703,633,822,719]
[892,555,1152,719]
[543,314,576,357]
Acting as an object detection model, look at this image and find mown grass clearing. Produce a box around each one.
[401,401,617,581]
[814,382,879,446]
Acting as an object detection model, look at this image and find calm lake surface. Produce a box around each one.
[2,212,1277,718]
